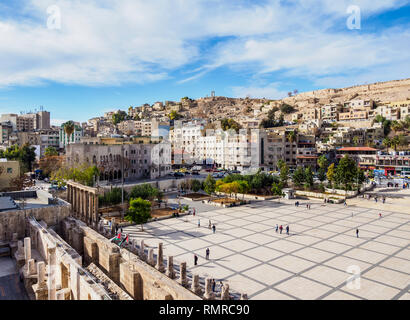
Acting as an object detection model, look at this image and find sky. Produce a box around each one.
[0,0,409,125]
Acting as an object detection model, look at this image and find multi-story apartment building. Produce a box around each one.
[0,122,13,144]
[0,110,50,132]
[321,104,343,123]
[170,121,204,165]
[344,99,374,109]
[0,159,20,191]
[337,147,410,177]
[296,135,318,168]
[302,107,320,121]
[65,139,171,181]
[399,106,409,120]
[328,127,366,146]
[338,109,368,122]
[373,105,400,120]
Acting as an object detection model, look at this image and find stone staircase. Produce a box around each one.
[0,241,11,257]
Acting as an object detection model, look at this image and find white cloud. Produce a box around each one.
[0,0,409,88]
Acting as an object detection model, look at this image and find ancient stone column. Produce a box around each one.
[28,259,36,275]
[24,237,31,263]
[156,243,165,273]
[148,248,155,267]
[37,261,46,285]
[47,246,57,300]
[179,262,188,287]
[167,256,175,279]
[221,284,230,300]
[191,274,202,295]
[240,293,248,300]
[139,240,146,260]
[17,240,24,255]
[204,278,215,300]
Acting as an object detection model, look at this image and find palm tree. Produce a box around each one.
[391,121,404,134]
[63,121,75,145]
[382,138,391,150]
[390,135,400,151]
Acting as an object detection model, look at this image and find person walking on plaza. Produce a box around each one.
[212,279,216,292]
[379,213,382,219]
[198,219,200,228]
[286,225,289,235]
[275,224,279,233]
[279,225,283,234]
[208,220,212,229]
[206,248,210,260]
[193,208,196,216]
[356,229,359,238]
[194,254,198,266]
[382,197,386,204]
[212,224,216,234]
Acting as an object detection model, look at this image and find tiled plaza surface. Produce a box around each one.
[124,199,410,300]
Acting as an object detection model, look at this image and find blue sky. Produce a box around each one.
[0,0,409,124]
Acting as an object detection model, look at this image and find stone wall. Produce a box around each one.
[63,217,200,300]
[19,218,115,300]
[0,200,71,242]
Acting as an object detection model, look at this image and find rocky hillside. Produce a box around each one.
[181,78,410,121]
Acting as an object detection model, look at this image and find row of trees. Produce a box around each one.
[0,144,36,173]
[202,171,281,196]
[51,164,99,187]
[99,183,163,207]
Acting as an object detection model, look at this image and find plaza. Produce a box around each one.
[123,193,410,300]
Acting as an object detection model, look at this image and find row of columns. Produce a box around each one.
[67,184,99,227]
[126,240,248,300]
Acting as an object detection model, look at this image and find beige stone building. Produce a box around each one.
[0,160,20,191]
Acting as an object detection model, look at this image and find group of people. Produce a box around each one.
[275,224,289,235]
[197,219,216,233]
[194,247,211,266]
[294,201,311,209]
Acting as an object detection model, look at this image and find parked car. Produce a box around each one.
[174,172,185,178]
[192,170,200,175]
[230,170,241,174]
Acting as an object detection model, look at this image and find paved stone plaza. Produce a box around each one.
[124,198,410,300]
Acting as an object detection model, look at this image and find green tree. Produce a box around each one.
[326,163,335,188]
[221,118,242,133]
[237,180,250,199]
[203,174,216,195]
[169,110,182,121]
[292,166,305,188]
[125,198,152,231]
[383,137,391,150]
[279,162,289,187]
[304,167,314,189]
[112,111,127,125]
[0,144,36,173]
[129,184,161,201]
[271,182,284,197]
[191,179,202,192]
[334,155,357,192]
[44,146,58,157]
[317,155,328,170]
[280,103,295,114]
